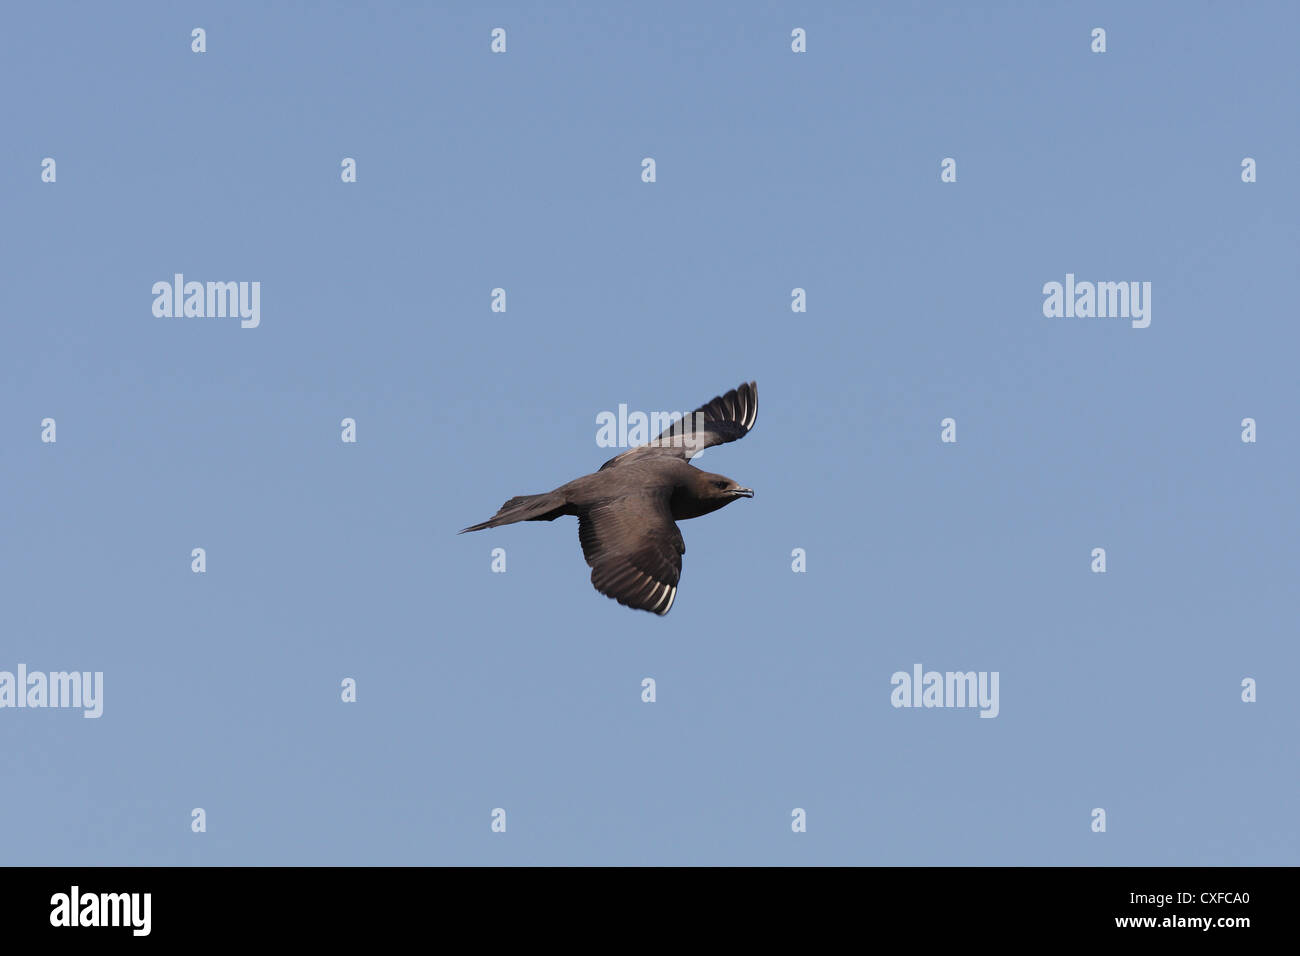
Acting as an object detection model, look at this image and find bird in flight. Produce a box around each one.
[461,382,758,615]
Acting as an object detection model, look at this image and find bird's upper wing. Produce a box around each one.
[577,492,685,615]
[599,381,757,471]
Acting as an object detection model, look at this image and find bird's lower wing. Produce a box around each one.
[577,495,684,615]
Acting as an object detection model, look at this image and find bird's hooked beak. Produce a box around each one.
[730,487,754,498]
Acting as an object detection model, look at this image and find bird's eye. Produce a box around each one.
[715,481,728,489]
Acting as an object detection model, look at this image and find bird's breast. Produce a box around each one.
[670,487,726,521]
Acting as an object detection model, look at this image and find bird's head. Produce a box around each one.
[693,470,754,509]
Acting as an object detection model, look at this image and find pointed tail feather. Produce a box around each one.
[459,492,568,533]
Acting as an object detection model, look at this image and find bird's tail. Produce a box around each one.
[459,492,568,533]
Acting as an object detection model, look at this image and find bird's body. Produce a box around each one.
[461,382,757,615]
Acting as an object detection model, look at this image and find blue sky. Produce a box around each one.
[2,1,1296,865]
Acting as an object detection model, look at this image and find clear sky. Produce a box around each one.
[2,1,1296,865]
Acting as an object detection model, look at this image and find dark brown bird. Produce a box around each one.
[461,382,758,615]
